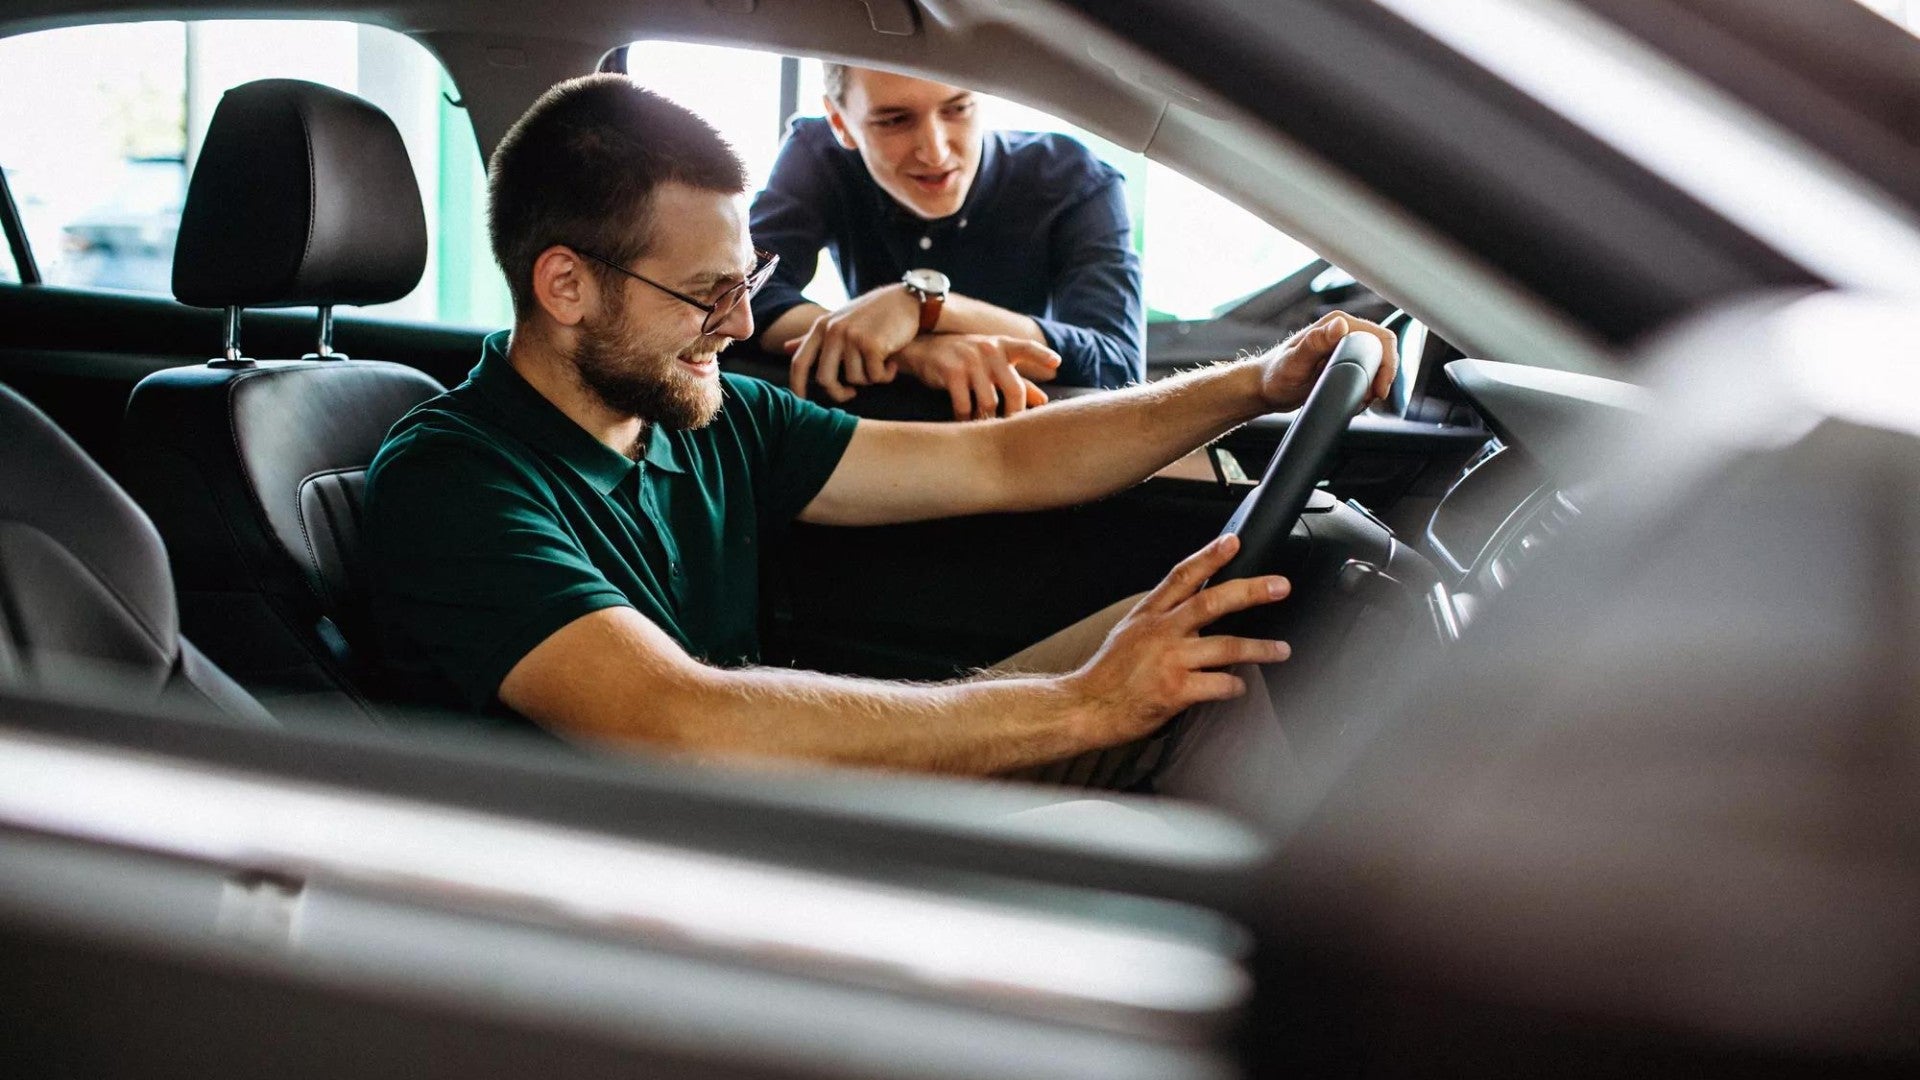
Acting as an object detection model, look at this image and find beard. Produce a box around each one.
[570,292,725,433]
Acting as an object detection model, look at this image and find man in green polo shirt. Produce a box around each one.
[364,74,1395,778]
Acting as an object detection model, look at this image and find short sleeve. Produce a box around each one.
[718,373,858,524]
[363,427,633,712]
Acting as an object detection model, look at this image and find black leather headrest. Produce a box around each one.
[172,79,427,309]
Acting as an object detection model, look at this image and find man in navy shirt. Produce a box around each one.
[750,64,1145,419]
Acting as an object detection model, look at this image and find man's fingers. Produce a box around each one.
[969,367,996,421]
[842,345,870,387]
[848,342,890,387]
[1142,534,1242,613]
[944,376,972,422]
[1281,310,1341,348]
[1023,379,1048,409]
[1182,671,1249,704]
[817,339,855,404]
[1182,635,1291,671]
[1173,575,1290,633]
[1356,322,1400,402]
[991,364,1027,416]
[1010,342,1063,382]
[1317,310,1400,403]
[781,338,804,355]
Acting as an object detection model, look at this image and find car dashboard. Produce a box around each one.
[1421,358,1650,642]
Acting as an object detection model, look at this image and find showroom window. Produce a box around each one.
[0,21,512,327]
[1853,0,1919,33]
[620,41,1318,322]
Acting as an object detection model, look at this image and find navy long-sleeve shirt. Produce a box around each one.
[749,118,1145,389]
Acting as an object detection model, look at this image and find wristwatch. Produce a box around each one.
[901,268,950,334]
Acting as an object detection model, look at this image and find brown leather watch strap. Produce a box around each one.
[917,290,945,333]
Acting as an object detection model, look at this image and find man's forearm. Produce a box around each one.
[759,302,828,352]
[985,360,1268,512]
[639,664,1094,775]
[935,293,1046,344]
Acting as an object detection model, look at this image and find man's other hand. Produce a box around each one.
[1063,534,1291,748]
[785,285,924,402]
[1256,310,1399,413]
[895,333,1061,419]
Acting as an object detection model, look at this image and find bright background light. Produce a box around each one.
[0,23,1325,327]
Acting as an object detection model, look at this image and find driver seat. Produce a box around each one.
[121,79,442,721]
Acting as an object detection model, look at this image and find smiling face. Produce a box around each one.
[570,182,755,432]
[825,68,983,221]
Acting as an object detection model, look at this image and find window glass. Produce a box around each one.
[625,41,850,308]
[0,21,511,327]
[982,95,1317,321]
[623,42,1318,322]
[0,220,18,284]
[1852,0,1920,35]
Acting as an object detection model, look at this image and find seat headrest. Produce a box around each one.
[172,79,427,310]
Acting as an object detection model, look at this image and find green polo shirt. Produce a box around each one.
[363,331,858,715]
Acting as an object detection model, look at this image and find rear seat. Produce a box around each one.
[120,80,443,722]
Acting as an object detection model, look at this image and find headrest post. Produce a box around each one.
[209,305,254,369]
[309,305,348,361]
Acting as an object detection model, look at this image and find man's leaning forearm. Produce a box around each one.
[759,302,828,352]
[935,293,1047,344]
[986,360,1268,512]
[632,664,1098,775]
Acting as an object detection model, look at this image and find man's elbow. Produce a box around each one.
[1077,338,1143,389]
[514,653,726,752]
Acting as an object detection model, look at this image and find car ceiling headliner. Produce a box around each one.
[0,0,1176,157]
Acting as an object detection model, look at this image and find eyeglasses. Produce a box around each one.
[576,247,780,335]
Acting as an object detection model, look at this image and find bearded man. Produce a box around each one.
[363,75,1394,782]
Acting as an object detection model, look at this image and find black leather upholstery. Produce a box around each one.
[172,79,427,310]
[126,77,444,720]
[0,384,271,725]
[123,361,441,718]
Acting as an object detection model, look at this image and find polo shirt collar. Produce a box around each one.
[467,330,687,494]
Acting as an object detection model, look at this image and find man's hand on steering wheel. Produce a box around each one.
[1061,534,1293,748]
[1256,310,1400,412]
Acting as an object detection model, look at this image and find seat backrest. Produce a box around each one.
[121,79,441,720]
[123,361,440,718]
[0,383,271,725]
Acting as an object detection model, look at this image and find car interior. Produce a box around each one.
[3,0,1919,1076]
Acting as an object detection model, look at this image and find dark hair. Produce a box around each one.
[822,61,850,105]
[487,73,748,319]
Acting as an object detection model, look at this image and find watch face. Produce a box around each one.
[903,268,950,295]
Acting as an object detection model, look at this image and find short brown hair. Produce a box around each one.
[487,74,748,318]
[822,61,851,105]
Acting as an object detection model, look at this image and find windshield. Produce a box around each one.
[1852,0,1920,36]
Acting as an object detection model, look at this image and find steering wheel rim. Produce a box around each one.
[1209,331,1385,592]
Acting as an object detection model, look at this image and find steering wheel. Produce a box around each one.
[1207,331,1385,629]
